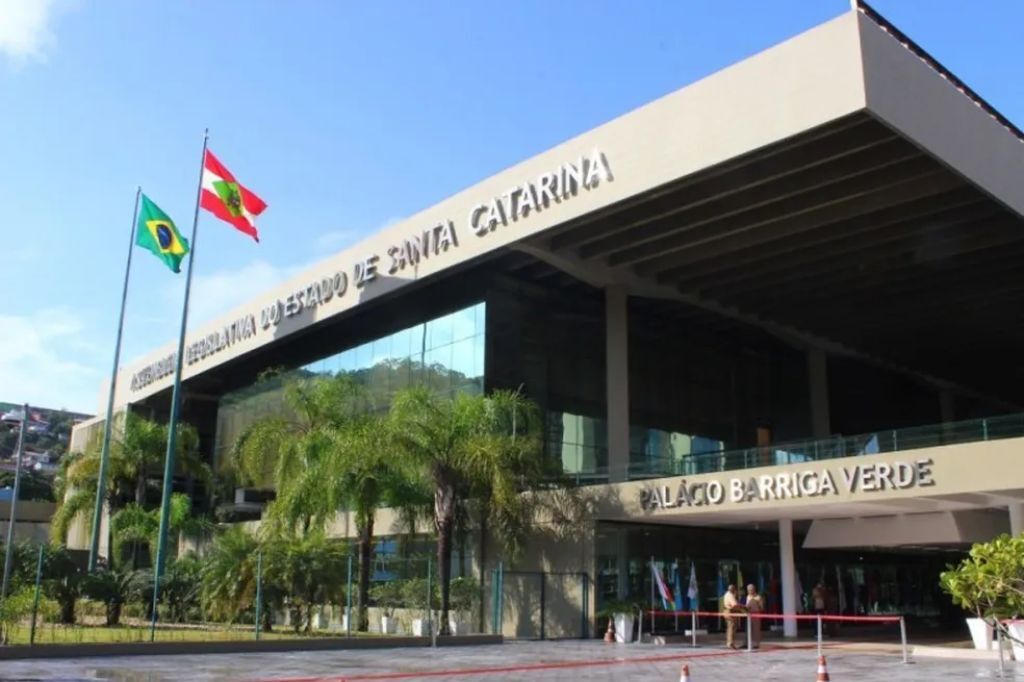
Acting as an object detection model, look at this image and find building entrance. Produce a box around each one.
[594,521,965,634]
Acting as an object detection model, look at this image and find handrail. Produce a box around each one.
[571,412,1024,484]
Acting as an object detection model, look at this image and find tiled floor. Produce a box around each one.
[0,640,1020,681]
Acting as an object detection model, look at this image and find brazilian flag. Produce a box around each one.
[135,194,189,273]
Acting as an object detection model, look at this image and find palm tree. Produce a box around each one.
[264,531,348,633]
[232,373,369,529]
[83,568,133,626]
[110,492,212,569]
[51,413,209,545]
[274,414,425,631]
[200,525,263,625]
[388,387,550,635]
[235,372,421,631]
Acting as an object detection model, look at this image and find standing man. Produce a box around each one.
[721,584,745,649]
[745,584,764,649]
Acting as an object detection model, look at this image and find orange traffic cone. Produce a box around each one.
[604,618,615,643]
[679,663,691,682]
[816,655,830,681]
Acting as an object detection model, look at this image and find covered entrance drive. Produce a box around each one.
[592,436,1024,636]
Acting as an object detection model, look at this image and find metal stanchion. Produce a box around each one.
[816,614,823,657]
[746,612,753,652]
[997,626,1005,679]
[899,616,909,664]
[28,545,44,646]
[254,550,263,641]
[345,554,353,637]
[425,558,432,642]
[691,611,697,648]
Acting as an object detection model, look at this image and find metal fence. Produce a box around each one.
[487,564,590,640]
[0,544,459,646]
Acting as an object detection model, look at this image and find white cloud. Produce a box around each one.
[0,307,103,414]
[0,0,60,63]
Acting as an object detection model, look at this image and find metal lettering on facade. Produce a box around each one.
[639,458,936,511]
[186,314,258,365]
[467,150,612,237]
[129,353,176,391]
[260,271,349,331]
[128,151,613,391]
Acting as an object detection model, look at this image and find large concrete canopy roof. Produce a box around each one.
[112,3,1024,411]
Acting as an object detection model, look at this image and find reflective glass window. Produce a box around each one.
[427,312,454,350]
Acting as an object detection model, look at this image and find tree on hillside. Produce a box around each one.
[0,470,54,502]
[388,387,555,635]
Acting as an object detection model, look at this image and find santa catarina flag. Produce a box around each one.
[200,150,267,242]
[135,194,189,273]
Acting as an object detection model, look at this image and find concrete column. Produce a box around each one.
[940,390,955,424]
[779,519,798,638]
[807,349,830,439]
[1010,504,1024,537]
[606,286,630,483]
[615,528,629,600]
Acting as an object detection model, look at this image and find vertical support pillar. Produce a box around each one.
[615,527,629,600]
[939,391,955,424]
[807,349,830,440]
[1009,504,1024,537]
[606,286,630,482]
[939,390,956,444]
[779,519,798,638]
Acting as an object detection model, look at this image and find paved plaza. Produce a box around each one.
[0,641,1021,681]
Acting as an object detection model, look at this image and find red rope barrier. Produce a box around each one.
[646,609,902,623]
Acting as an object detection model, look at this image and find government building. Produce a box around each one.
[72,2,1024,639]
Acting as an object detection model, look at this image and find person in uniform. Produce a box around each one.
[812,582,827,617]
[721,584,745,648]
[745,584,764,649]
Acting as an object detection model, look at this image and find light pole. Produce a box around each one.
[1,403,29,602]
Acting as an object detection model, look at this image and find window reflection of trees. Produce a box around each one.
[214,302,485,465]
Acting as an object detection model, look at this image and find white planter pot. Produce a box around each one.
[614,613,635,643]
[1007,621,1024,661]
[311,608,330,630]
[967,617,994,650]
[380,615,396,634]
[448,618,470,635]
[412,618,429,637]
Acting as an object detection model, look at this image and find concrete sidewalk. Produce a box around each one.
[0,640,1020,681]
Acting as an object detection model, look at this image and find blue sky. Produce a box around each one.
[1,0,1021,414]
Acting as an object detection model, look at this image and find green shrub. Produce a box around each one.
[941,533,1024,643]
[369,581,403,617]
[448,577,478,615]
[400,577,439,611]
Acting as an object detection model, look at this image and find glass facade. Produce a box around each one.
[214,301,485,467]
[486,285,609,477]
[595,522,961,628]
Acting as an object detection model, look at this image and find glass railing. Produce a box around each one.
[580,412,1024,484]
